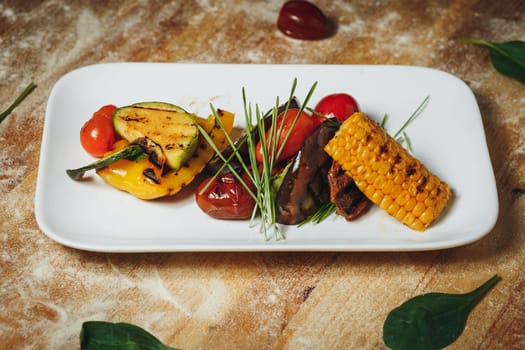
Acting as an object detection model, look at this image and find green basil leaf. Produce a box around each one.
[383,274,500,350]
[459,37,525,84]
[80,321,179,350]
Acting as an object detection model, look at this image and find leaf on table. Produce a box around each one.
[80,321,179,350]
[383,274,501,350]
[459,37,525,84]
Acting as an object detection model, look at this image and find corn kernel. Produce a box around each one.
[391,185,402,198]
[409,170,422,182]
[403,212,416,226]
[405,198,417,212]
[371,190,384,203]
[396,207,407,221]
[412,202,426,217]
[355,128,366,140]
[360,146,370,160]
[378,162,390,175]
[416,192,428,202]
[425,177,436,191]
[424,196,435,208]
[373,176,383,190]
[382,179,394,195]
[380,195,393,209]
[387,202,400,215]
[365,184,375,197]
[394,174,404,184]
[395,191,410,206]
[420,208,435,224]
[412,220,425,231]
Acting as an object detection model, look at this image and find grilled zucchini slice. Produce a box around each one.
[112,102,199,171]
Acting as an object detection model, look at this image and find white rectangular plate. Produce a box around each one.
[35,63,498,252]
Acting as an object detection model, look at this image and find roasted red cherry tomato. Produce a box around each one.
[80,105,117,158]
[196,173,256,220]
[277,0,329,40]
[256,108,315,163]
[312,93,359,128]
[93,104,116,120]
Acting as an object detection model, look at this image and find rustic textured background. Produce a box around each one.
[1,1,524,349]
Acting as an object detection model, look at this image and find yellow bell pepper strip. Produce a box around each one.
[96,110,234,200]
[66,143,145,180]
[66,136,169,181]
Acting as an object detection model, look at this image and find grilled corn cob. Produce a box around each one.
[324,112,451,231]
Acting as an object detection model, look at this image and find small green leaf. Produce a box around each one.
[80,321,179,350]
[459,37,525,84]
[383,274,501,350]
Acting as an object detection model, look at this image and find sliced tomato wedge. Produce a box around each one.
[256,108,315,164]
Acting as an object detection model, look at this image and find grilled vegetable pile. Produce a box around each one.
[67,102,234,199]
[192,87,451,234]
[66,84,452,236]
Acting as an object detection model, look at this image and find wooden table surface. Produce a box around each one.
[1,1,524,349]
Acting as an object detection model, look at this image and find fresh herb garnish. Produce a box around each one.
[459,37,525,84]
[401,131,412,152]
[0,81,36,125]
[383,274,501,350]
[380,113,388,128]
[197,79,317,240]
[393,95,429,143]
[80,321,179,350]
[298,201,337,226]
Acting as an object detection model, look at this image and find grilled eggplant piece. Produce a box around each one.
[204,98,300,174]
[328,161,371,220]
[275,120,339,225]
